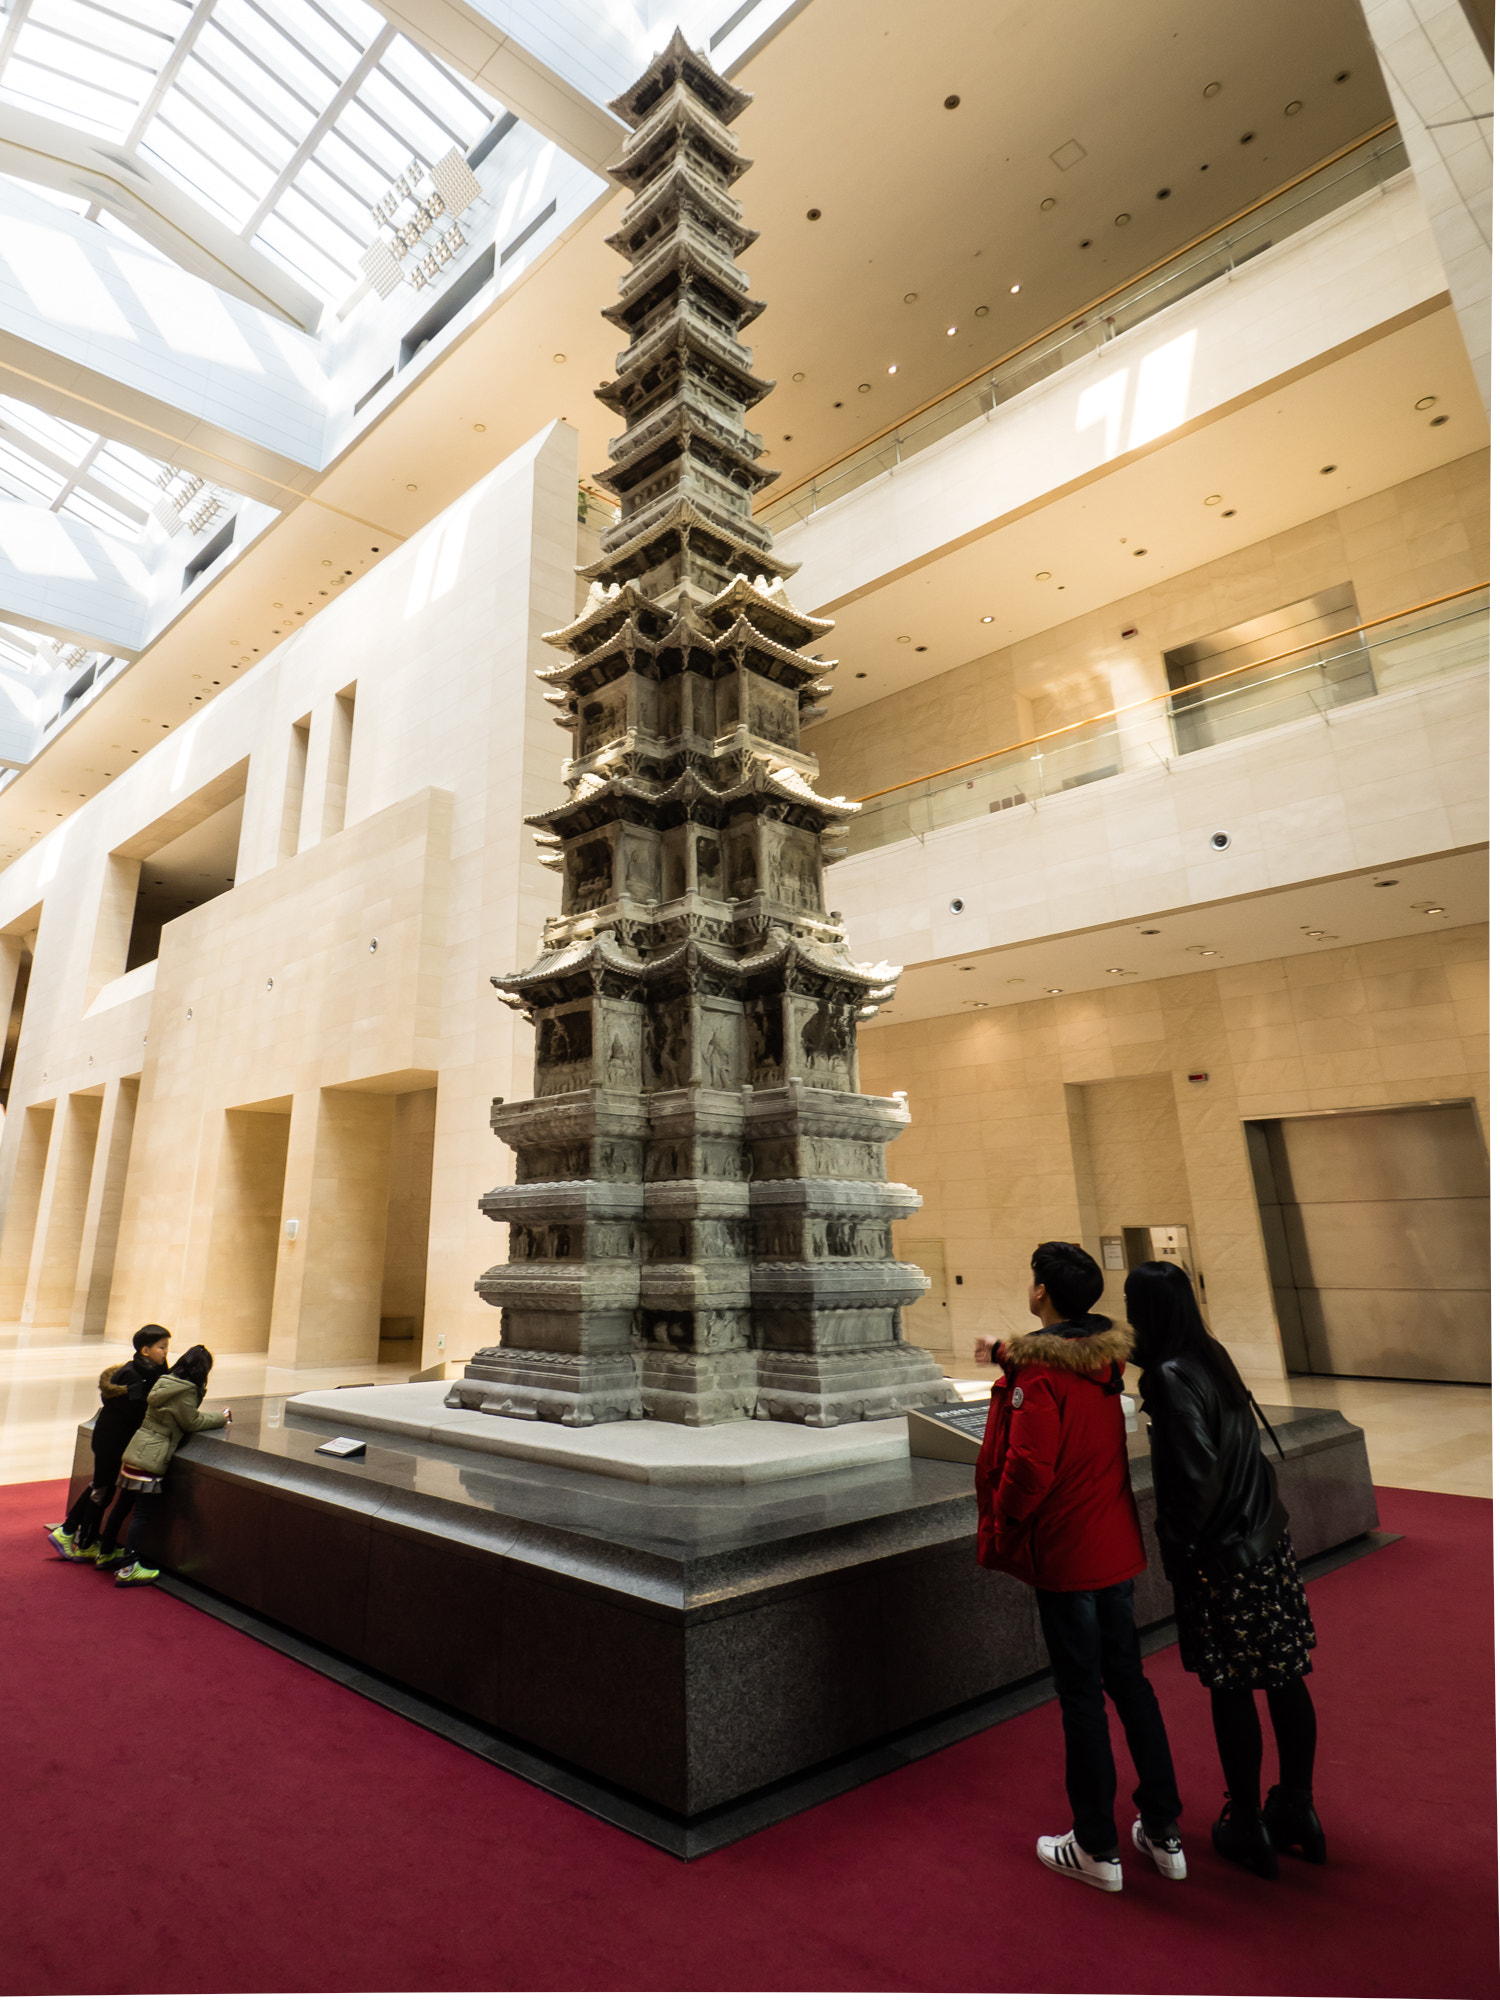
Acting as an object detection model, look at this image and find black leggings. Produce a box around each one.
[102,1486,162,1561]
[1210,1677,1317,1804]
[62,1447,125,1547]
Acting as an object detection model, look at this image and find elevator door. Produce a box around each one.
[1247,1104,1489,1384]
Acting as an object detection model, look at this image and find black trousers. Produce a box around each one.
[102,1486,162,1561]
[1036,1579,1182,1858]
[62,1440,125,1545]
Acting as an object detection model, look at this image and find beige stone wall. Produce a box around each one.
[806,449,1490,802]
[0,422,578,1367]
[869,922,1488,1374]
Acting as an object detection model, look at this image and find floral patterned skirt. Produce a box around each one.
[1175,1531,1316,1690]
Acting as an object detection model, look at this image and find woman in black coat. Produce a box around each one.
[1125,1261,1324,1878]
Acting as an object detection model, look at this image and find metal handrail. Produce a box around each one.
[761,118,1403,529]
[851,584,1488,804]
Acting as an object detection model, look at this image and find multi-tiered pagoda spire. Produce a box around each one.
[448,31,946,1427]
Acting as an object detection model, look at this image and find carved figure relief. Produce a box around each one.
[700,1009,740,1089]
[695,834,722,895]
[568,837,614,913]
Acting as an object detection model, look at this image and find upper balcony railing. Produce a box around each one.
[759,124,1408,538]
[838,586,1489,857]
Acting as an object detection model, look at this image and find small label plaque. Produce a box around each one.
[907,1397,991,1464]
[1101,1236,1125,1270]
[315,1436,367,1459]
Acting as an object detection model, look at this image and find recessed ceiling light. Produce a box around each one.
[944,94,960,109]
[1045,987,1062,994]
[1240,130,1256,143]
[1006,977,1025,985]
[1040,197,1056,211]
[552,353,566,363]
[974,304,990,317]
[1203,80,1222,97]
[887,364,898,373]
[1156,187,1172,199]
[1430,414,1449,426]
[903,293,918,304]
[858,382,871,392]
[959,964,973,971]
[946,325,957,335]
[406,483,418,492]
[1319,464,1337,474]
[1198,949,1220,957]
[1115,213,1131,226]
[1222,508,1237,517]
[915,645,928,652]
[1374,877,1399,886]
[1414,903,1446,914]
[1204,494,1222,506]
[896,633,912,643]
[1415,396,1437,410]
[1140,928,1160,935]
[1079,238,1093,248]
[1133,548,1147,556]
[1284,100,1303,114]
[1106,966,1129,975]
[980,614,994,623]
[1009,283,1021,293]
[854,671,867,679]
[473,423,486,433]
[1035,570,1052,581]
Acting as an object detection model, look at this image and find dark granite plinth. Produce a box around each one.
[70,1398,1379,1844]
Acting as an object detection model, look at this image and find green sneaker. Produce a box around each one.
[46,1527,80,1559]
[94,1545,128,1569]
[114,1562,159,1587]
[71,1540,103,1564]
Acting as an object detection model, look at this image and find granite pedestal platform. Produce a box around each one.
[69,1393,1381,1855]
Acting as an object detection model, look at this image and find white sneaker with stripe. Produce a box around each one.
[1131,1817,1188,1879]
[1036,1830,1124,1892]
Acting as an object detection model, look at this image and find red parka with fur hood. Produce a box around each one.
[975,1315,1146,1592]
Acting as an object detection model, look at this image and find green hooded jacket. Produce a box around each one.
[120,1373,228,1478]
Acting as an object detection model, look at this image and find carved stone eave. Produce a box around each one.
[605,155,757,258]
[606,80,750,196]
[523,753,858,839]
[582,498,790,579]
[607,223,760,324]
[605,27,752,131]
[541,578,664,652]
[594,409,778,500]
[607,311,770,409]
[698,573,833,640]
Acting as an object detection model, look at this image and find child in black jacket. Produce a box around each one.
[48,1325,171,1564]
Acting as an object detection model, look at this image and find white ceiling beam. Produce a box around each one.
[370,0,629,170]
[0,103,325,333]
[0,177,323,504]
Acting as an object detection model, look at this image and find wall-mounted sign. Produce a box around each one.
[359,147,484,299]
[1100,1236,1125,1270]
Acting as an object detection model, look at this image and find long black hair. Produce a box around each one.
[1123,1262,1249,1406]
[167,1344,214,1400]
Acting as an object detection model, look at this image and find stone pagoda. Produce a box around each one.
[448,30,947,1428]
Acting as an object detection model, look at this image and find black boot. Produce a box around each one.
[1264,1784,1326,1863]
[1211,1796,1278,1879]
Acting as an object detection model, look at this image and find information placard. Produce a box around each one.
[314,1436,367,1459]
[907,1398,991,1464]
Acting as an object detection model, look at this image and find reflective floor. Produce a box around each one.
[0,1320,1488,1499]
[0,1323,417,1487]
[946,1363,1490,1499]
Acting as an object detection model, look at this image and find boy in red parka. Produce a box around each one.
[976,1241,1184,1892]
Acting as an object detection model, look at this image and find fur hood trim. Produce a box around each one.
[1001,1321,1134,1375]
[99,1364,127,1398]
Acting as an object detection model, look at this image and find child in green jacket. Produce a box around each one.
[107,1346,230,1588]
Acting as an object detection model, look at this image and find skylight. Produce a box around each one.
[0,392,241,546]
[0,0,502,307]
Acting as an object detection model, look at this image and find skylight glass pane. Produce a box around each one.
[2,53,136,135]
[378,37,490,134]
[61,488,140,535]
[296,149,373,236]
[215,0,341,104]
[362,64,466,157]
[0,398,93,461]
[31,0,173,72]
[178,48,300,161]
[0,446,65,505]
[254,207,354,296]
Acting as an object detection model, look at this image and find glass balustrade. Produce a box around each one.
[761,129,1409,538]
[840,590,1488,857]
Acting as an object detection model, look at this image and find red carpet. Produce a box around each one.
[4,1480,1493,1997]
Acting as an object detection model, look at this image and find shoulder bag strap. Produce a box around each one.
[1246,1389,1286,1460]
